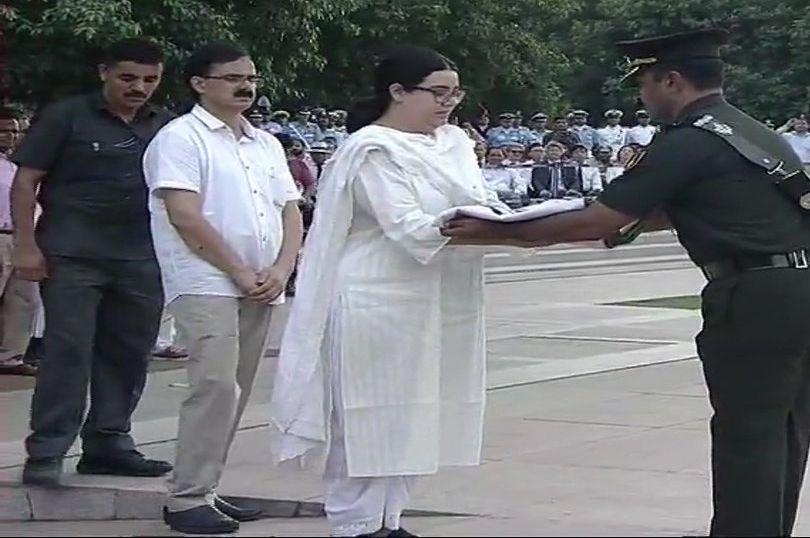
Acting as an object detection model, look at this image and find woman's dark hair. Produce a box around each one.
[346,45,457,133]
[183,41,249,102]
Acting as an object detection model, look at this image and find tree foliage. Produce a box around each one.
[3,0,809,120]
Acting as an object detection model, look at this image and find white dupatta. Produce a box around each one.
[269,124,488,464]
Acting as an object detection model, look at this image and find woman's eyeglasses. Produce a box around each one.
[410,86,467,105]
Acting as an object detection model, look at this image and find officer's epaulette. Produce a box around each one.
[664,114,734,136]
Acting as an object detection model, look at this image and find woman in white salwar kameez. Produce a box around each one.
[271,47,493,537]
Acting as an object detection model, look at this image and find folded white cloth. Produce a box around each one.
[436,198,586,226]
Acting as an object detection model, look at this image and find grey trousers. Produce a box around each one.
[166,295,273,510]
[26,256,163,459]
[0,235,37,362]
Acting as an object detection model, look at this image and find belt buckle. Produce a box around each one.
[790,249,809,269]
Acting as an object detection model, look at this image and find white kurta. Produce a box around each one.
[271,124,489,477]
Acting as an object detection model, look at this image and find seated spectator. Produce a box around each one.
[313,107,330,129]
[568,144,590,165]
[487,112,518,147]
[246,109,264,128]
[321,115,349,148]
[474,113,490,137]
[528,141,583,199]
[504,142,528,166]
[528,112,550,141]
[525,143,545,166]
[617,143,643,167]
[481,147,527,203]
[287,108,323,146]
[593,145,625,186]
[271,110,291,133]
[570,110,597,151]
[309,141,333,181]
[322,135,338,151]
[329,109,348,129]
[625,109,656,146]
[461,120,486,146]
[597,109,628,158]
[542,116,580,150]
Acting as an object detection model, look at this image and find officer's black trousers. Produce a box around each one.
[26,256,163,460]
[697,268,810,537]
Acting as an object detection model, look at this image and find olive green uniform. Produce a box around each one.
[600,93,810,536]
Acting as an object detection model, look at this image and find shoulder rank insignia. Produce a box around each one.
[693,114,733,136]
[624,149,647,171]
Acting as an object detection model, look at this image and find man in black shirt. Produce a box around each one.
[443,28,810,537]
[542,116,581,151]
[11,38,174,487]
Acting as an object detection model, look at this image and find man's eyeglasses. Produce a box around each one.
[202,74,264,85]
[410,86,467,105]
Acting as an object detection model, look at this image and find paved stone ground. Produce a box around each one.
[5,248,810,536]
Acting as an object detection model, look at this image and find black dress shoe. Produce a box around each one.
[77,450,173,477]
[214,496,263,522]
[22,457,63,488]
[388,528,419,537]
[163,505,239,535]
[356,529,391,537]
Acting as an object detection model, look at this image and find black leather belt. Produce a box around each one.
[700,249,810,282]
[0,230,12,235]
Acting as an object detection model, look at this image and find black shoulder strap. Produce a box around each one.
[686,112,810,210]
[687,113,789,176]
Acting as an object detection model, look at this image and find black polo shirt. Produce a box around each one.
[599,94,810,266]
[11,92,174,260]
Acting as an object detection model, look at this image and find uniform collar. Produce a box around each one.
[673,93,726,124]
[191,104,257,139]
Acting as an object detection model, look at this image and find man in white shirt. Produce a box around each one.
[143,42,303,535]
[625,109,657,146]
[596,109,628,158]
[0,115,37,376]
[782,117,810,169]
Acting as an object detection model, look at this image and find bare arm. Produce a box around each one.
[11,167,47,281]
[161,189,257,292]
[274,202,304,273]
[442,202,634,247]
[506,202,634,245]
[250,202,304,303]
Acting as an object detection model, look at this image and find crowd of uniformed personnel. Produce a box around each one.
[3,96,810,376]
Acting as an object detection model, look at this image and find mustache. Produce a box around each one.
[234,90,255,98]
[124,91,147,99]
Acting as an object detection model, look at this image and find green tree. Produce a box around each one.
[3,0,359,108]
[554,0,810,121]
[4,0,809,121]
[300,0,578,118]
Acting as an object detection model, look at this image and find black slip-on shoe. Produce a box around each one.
[214,496,264,522]
[162,505,240,535]
[77,450,172,477]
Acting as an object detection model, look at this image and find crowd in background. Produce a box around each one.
[2,97,810,374]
